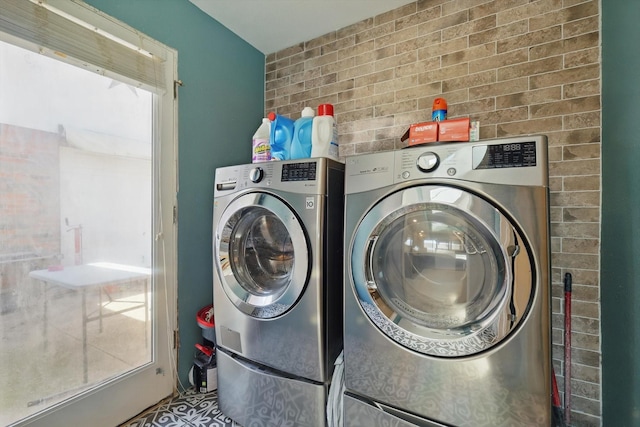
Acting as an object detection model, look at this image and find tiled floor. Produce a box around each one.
[121,388,239,427]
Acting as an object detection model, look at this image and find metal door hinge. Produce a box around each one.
[174,79,183,99]
[173,205,177,224]
[173,329,179,349]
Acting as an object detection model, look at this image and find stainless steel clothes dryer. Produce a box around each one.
[343,136,551,427]
[213,158,344,427]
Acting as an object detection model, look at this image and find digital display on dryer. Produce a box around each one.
[472,141,537,169]
[281,161,317,181]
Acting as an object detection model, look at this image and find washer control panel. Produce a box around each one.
[214,159,335,197]
[281,161,317,182]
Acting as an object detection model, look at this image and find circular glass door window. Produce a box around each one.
[350,185,533,357]
[372,205,504,331]
[231,208,294,297]
[217,193,309,318]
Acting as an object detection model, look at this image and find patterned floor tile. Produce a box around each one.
[122,388,238,427]
[167,390,235,426]
[123,409,187,427]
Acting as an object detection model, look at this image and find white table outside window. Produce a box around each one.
[29,262,151,383]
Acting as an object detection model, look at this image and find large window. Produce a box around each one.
[0,2,177,425]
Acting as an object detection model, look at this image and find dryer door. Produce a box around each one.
[216,192,309,319]
[350,184,534,357]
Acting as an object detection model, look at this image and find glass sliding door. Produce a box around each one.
[0,2,177,425]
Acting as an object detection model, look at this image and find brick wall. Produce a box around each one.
[266,0,601,425]
[0,124,61,257]
[0,124,62,311]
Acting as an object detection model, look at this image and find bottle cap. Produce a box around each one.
[317,103,334,116]
[267,112,277,121]
[301,106,315,117]
[432,98,447,111]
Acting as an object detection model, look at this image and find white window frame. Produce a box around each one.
[0,1,178,425]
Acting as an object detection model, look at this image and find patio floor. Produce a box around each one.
[0,280,150,425]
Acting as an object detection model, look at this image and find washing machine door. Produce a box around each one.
[350,184,534,357]
[216,192,309,319]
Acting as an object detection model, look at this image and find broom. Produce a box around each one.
[552,368,566,426]
[564,272,573,425]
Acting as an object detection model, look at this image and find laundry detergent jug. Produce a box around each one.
[268,112,294,161]
[290,107,315,160]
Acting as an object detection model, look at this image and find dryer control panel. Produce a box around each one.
[344,135,548,194]
[472,141,537,169]
[398,137,545,186]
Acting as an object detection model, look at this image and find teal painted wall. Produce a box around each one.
[602,2,640,426]
[67,3,640,422]
[84,0,265,386]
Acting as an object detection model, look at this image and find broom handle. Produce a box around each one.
[564,272,572,425]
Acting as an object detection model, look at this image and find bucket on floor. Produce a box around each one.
[197,305,215,347]
[192,343,217,393]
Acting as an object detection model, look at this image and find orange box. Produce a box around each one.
[409,121,438,146]
[438,118,470,142]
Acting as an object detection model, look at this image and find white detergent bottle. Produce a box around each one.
[290,106,315,159]
[311,103,339,160]
[252,118,271,163]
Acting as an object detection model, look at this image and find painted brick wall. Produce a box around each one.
[266,0,601,425]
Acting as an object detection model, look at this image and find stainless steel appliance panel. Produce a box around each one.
[343,136,551,427]
[217,350,327,427]
[344,393,449,427]
[213,158,344,384]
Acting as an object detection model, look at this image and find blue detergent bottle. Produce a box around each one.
[290,107,315,160]
[267,112,295,161]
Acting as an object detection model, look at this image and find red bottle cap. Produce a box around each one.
[432,98,447,111]
[317,104,334,116]
[267,112,276,121]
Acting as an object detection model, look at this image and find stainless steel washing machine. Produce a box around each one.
[213,158,344,427]
[343,136,551,427]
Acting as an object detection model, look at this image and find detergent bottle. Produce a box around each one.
[289,107,315,160]
[268,112,295,161]
[251,118,271,163]
[311,103,339,160]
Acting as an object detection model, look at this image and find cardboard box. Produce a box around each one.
[470,120,480,142]
[409,121,438,146]
[438,118,470,142]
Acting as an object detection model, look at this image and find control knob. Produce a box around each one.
[249,167,264,183]
[417,152,440,172]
